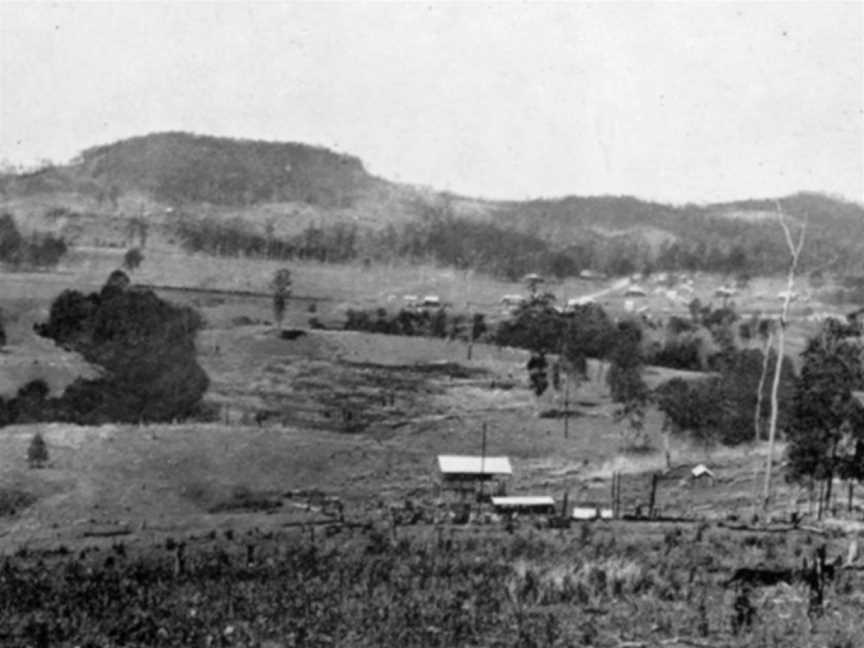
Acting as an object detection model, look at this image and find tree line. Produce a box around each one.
[0,213,67,268]
[174,202,864,282]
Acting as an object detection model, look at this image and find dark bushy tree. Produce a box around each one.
[271,268,292,327]
[27,432,48,468]
[0,212,23,263]
[0,213,66,267]
[786,327,864,509]
[607,321,650,438]
[33,273,209,423]
[564,304,616,359]
[494,294,564,353]
[527,353,549,397]
[123,247,144,270]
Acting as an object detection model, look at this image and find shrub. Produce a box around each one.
[27,433,48,468]
[123,247,144,270]
[0,488,37,516]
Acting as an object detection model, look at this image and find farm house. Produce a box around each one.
[437,455,512,497]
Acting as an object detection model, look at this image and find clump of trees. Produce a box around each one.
[4,271,211,424]
[344,307,480,341]
[177,218,360,263]
[654,346,796,451]
[785,321,864,513]
[0,213,67,268]
[494,295,616,358]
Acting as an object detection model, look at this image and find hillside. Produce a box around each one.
[2,132,863,277]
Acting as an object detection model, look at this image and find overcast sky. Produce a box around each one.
[1,2,862,203]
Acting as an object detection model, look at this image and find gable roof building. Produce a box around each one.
[437,455,512,478]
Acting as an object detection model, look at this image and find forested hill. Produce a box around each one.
[1,132,863,277]
[1,132,376,208]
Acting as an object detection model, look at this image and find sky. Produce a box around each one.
[1,2,862,204]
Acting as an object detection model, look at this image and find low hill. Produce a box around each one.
[2,132,863,277]
[2,132,378,208]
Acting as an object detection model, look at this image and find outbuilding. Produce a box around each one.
[491,496,556,515]
[571,506,613,520]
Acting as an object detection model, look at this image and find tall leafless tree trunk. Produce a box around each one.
[751,327,773,507]
[762,201,807,515]
[754,329,774,442]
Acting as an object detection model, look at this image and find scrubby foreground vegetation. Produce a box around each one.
[1,524,862,648]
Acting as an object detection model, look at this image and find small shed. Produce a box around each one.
[572,506,613,520]
[689,464,717,485]
[491,496,555,515]
[420,295,441,308]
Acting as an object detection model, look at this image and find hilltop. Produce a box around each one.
[2,132,863,278]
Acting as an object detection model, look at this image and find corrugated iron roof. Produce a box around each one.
[491,496,554,507]
[572,506,600,520]
[571,506,613,520]
[437,455,512,475]
[691,464,716,479]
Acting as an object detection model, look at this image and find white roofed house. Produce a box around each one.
[624,285,647,297]
[437,454,512,497]
[567,295,596,310]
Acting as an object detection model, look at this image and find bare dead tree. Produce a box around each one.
[754,327,774,442]
[762,201,807,515]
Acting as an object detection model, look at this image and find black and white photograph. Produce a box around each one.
[1,1,863,645]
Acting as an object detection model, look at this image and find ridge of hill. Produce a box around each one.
[1,132,863,276]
